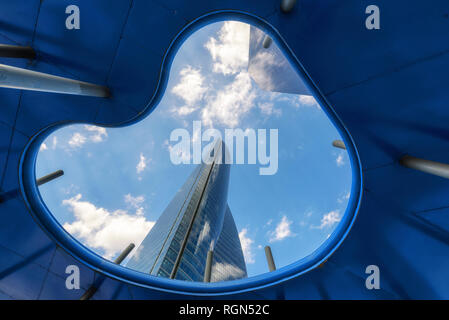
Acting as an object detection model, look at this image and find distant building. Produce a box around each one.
[126,141,247,282]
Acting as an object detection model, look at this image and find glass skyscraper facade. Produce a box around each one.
[126,142,247,282]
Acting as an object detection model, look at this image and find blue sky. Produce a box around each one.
[36,21,351,279]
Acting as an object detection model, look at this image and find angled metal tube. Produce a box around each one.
[281,0,297,13]
[400,155,449,179]
[203,250,214,283]
[332,140,346,150]
[0,44,36,59]
[114,243,135,265]
[36,170,64,186]
[264,246,276,272]
[0,64,110,97]
[263,36,273,49]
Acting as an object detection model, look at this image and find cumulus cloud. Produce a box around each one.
[67,126,107,150]
[258,102,281,117]
[202,71,256,127]
[314,210,341,230]
[124,193,145,215]
[239,228,255,264]
[62,194,154,259]
[68,132,87,148]
[269,215,295,243]
[136,153,149,174]
[278,94,320,109]
[52,136,58,149]
[171,66,208,116]
[40,143,48,151]
[168,22,258,127]
[204,21,250,75]
[337,192,350,204]
[298,95,319,107]
[84,125,108,143]
[336,152,345,167]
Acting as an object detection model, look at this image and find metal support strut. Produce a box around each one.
[400,155,449,179]
[281,0,297,13]
[0,44,36,59]
[264,246,276,272]
[203,250,214,283]
[0,64,110,97]
[332,140,346,150]
[36,170,64,186]
[263,36,273,49]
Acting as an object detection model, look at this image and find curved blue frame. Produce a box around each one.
[18,10,363,296]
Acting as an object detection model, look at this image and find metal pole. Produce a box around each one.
[203,250,214,283]
[332,140,346,150]
[36,170,64,186]
[79,287,97,301]
[114,243,135,265]
[264,246,276,272]
[280,0,297,13]
[400,155,449,179]
[80,243,135,300]
[0,44,36,59]
[262,36,272,49]
[0,64,110,97]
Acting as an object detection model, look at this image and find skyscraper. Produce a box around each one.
[126,142,247,282]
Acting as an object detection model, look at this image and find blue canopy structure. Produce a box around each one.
[0,0,449,299]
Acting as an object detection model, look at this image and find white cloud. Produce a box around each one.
[124,194,145,215]
[336,152,345,167]
[298,95,318,107]
[124,193,144,208]
[269,215,295,243]
[136,153,149,174]
[84,125,108,143]
[314,210,341,230]
[62,194,154,259]
[171,66,207,116]
[52,136,58,149]
[40,143,48,151]
[278,94,320,109]
[204,21,250,75]
[61,183,79,195]
[337,192,350,204]
[258,102,281,117]
[238,228,255,264]
[202,71,257,127]
[68,132,87,148]
[168,22,259,127]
